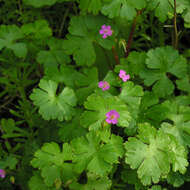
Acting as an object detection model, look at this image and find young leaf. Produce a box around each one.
[30,79,77,121]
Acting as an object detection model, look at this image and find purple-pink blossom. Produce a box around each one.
[0,169,6,178]
[106,110,120,124]
[119,70,130,82]
[99,25,112,39]
[98,81,110,91]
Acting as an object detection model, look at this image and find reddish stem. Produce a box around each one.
[112,46,120,65]
[125,9,143,58]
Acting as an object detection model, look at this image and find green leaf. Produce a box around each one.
[37,38,70,75]
[1,118,29,138]
[160,100,190,147]
[58,109,87,142]
[149,0,173,22]
[23,0,57,8]
[80,93,131,130]
[0,155,18,170]
[71,132,124,175]
[121,167,144,190]
[123,51,146,76]
[69,173,111,190]
[31,142,75,187]
[75,67,99,104]
[30,79,77,121]
[0,25,27,58]
[177,0,190,28]
[125,123,188,185]
[119,81,144,111]
[101,0,146,20]
[176,76,190,93]
[167,172,185,188]
[21,20,52,39]
[140,46,187,97]
[79,0,103,15]
[63,15,116,66]
[149,185,167,190]
[29,173,56,190]
[119,81,144,134]
[9,43,27,58]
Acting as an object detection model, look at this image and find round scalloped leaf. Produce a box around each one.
[80,93,131,130]
[31,142,75,187]
[140,46,187,98]
[30,79,77,121]
[71,132,124,175]
[125,123,188,185]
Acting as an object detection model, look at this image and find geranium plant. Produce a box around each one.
[0,0,190,189]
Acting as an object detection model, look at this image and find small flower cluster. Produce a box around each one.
[98,26,130,125]
[98,70,130,91]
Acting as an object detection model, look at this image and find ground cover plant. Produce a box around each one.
[0,0,190,189]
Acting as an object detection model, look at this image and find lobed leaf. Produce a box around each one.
[30,79,77,121]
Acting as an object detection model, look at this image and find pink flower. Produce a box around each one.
[98,81,110,91]
[99,25,113,39]
[119,70,130,82]
[106,110,120,124]
[0,169,6,178]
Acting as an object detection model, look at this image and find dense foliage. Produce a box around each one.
[0,0,190,189]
